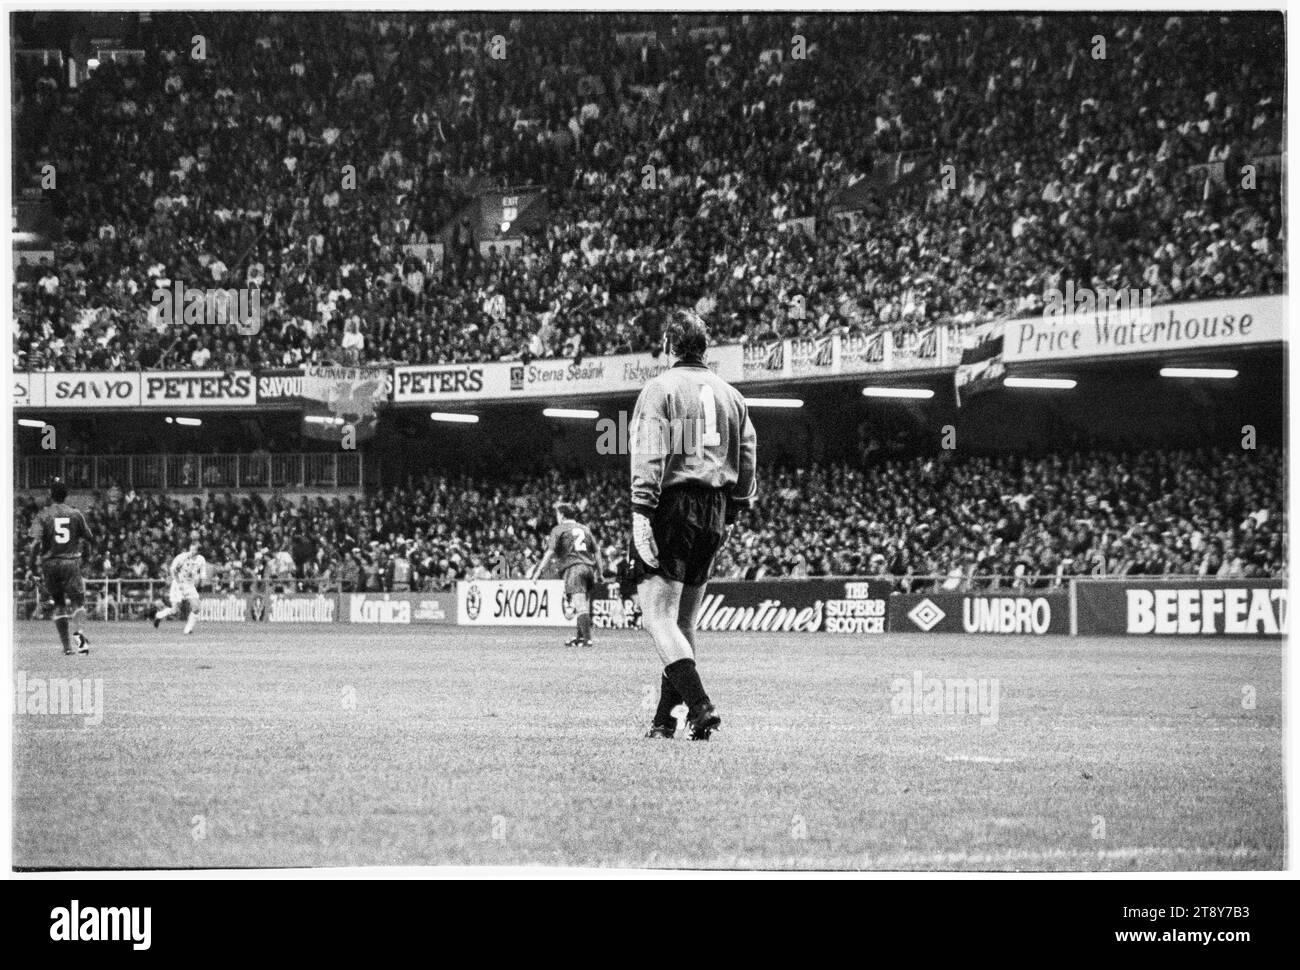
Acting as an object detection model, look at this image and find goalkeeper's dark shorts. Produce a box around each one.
[42,559,85,614]
[631,484,727,587]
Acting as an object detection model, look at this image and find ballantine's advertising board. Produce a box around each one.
[1075,579,1286,637]
[691,579,893,634]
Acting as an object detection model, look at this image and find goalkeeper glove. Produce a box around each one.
[632,511,659,569]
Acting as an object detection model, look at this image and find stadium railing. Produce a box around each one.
[747,573,1269,590]
[711,573,1071,592]
[16,452,363,492]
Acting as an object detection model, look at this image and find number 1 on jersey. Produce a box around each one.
[698,385,722,448]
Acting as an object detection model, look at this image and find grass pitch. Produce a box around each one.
[11,622,1284,871]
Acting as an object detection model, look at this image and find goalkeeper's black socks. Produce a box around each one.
[54,617,71,653]
[664,658,709,711]
[654,673,682,727]
[577,612,592,641]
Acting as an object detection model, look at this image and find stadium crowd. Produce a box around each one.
[14,446,1285,599]
[13,12,1283,372]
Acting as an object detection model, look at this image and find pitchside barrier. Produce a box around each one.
[12,576,1286,636]
[11,580,455,626]
[449,576,1286,638]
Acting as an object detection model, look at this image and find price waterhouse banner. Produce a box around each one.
[1075,578,1286,637]
[1003,294,1283,363]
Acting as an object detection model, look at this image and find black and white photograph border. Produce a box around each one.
[1,0,1296,882]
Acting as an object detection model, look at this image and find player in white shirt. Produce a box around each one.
[152,537,207,635]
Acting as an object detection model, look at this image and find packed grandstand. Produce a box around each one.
[12,446,1286,593]
[13,12,1283,370]
[11,12,1286,592]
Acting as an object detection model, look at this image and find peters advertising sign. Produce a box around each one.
[890,591,1069,635]
[1075,579,1286,637]
[392,363,496,402]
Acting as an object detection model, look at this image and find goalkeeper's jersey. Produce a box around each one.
[630,356,757,514]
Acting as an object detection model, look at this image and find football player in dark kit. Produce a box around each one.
[532,501,604,647]
[26,477,94,655]
[630,310,756,740]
